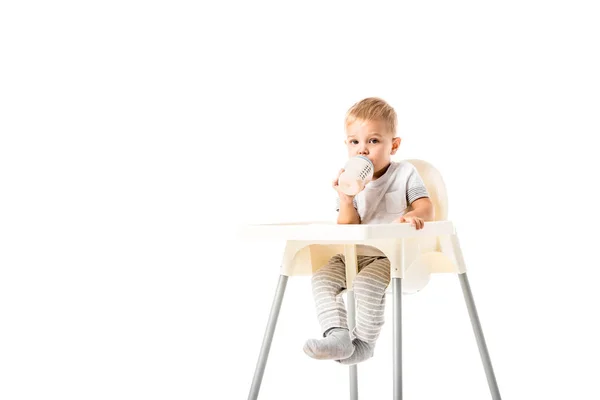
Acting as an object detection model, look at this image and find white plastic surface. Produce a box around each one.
[239,221,461,293]
[240,221,455,242]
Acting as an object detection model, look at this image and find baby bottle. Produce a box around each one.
[338,155,374,196]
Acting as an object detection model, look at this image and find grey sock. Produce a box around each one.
[336,339,375,365]
[303,328,354,360]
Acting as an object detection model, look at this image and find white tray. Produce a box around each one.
[239,221,455,242]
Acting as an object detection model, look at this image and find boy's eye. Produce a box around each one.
[350,140,359,145]
[369,139,379,144]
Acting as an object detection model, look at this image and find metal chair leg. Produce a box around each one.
[344,245,359,399]
[248,274,289,400]
[347,290,359,399]
[393,278,403,400]
[459,272,502,400]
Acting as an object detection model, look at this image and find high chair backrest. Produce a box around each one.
[404,159,448,221]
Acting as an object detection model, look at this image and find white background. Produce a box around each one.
[1,1,599,399]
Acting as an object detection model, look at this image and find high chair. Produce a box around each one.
[241,159,502,400]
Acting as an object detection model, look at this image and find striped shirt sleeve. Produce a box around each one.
[406,167,429,205]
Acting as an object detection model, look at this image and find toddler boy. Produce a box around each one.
[303,97,434,365]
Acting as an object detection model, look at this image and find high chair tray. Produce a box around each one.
[240,221,455,242]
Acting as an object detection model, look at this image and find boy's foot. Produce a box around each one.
[336,339,375,365]
[303,328,354,360]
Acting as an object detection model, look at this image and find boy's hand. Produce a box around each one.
[332,168,359,204]
[395,215,425,230]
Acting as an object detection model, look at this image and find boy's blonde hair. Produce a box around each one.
[345,97,397,136]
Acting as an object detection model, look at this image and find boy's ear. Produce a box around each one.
[390,137,401,154]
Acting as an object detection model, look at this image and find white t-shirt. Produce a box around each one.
[336,161,430,255]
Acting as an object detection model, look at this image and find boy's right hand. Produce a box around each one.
[332,168,357,204]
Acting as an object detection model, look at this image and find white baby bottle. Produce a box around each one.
[338,155,374,196]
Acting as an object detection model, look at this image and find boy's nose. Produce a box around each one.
[358,147,368,155]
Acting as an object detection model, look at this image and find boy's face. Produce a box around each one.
[345,119,400,176]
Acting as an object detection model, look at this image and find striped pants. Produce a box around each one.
[311,254,391,344]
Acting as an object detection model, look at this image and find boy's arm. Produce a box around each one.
[395,197,435,229]
[403,197,435,221]
[394,165,434,230]
[337,197,361,224]
[333,168,361,224]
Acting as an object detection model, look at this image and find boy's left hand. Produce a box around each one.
[395,215,425,230]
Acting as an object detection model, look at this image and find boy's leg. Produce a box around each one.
[304,254,354,360]
[338,257,391,365]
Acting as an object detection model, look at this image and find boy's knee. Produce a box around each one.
[311,272,322,285]
[312,267,345,288]
[311,268,331,285]
[353,274,386,294]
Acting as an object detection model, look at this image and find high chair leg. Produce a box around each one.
[459,272,502,400]
[392,278,403,400]
[347,289,358,400]
[344,244,359,400]
[248,274,289,400]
